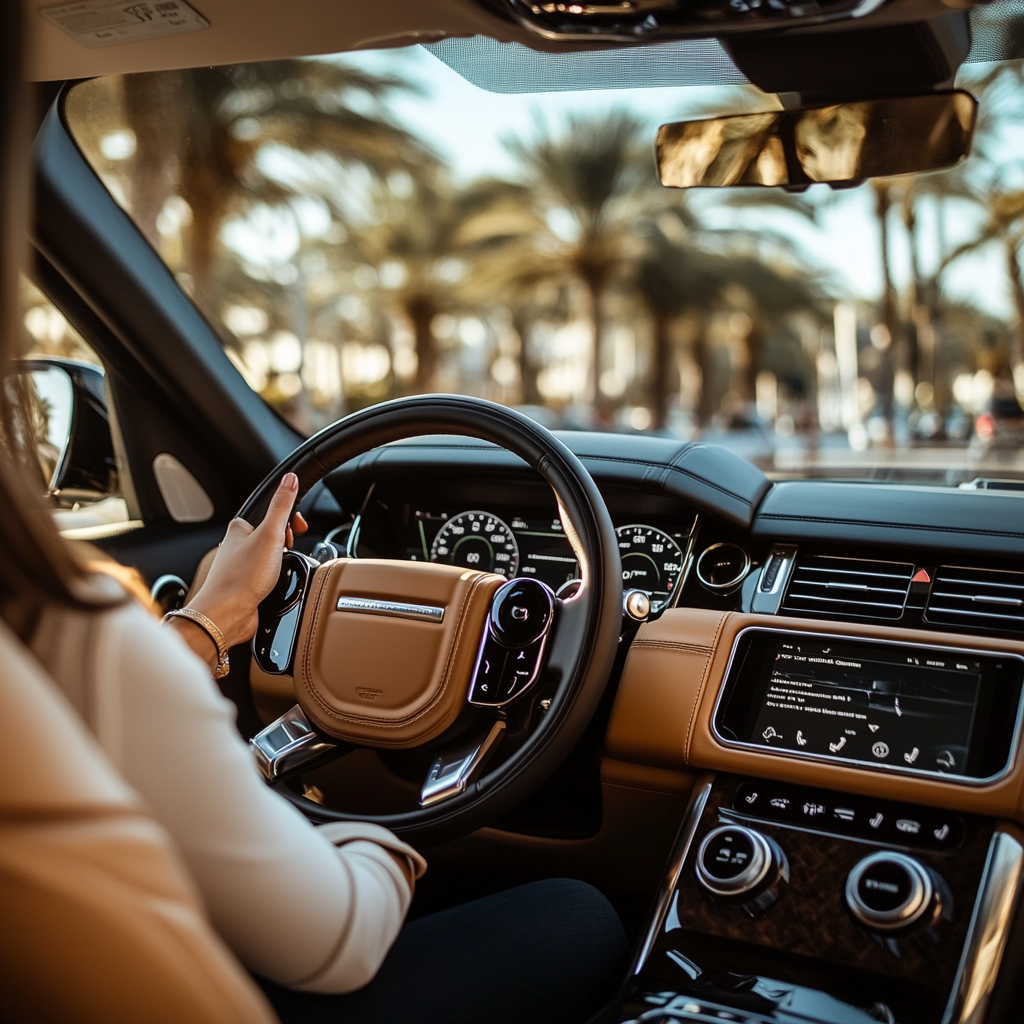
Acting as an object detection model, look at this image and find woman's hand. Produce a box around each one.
[181,473,308,654]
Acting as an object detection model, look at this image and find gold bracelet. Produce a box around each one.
[164,608,231,680]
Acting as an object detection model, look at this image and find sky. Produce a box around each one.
[334,43,1020,322]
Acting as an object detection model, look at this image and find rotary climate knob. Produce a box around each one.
[845,852,938,932]
[696,825,775,897]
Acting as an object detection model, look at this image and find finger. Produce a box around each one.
[292,511,309,536]
[285,524,295,548]
[258,473,299,539]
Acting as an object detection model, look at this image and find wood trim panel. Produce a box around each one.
[607,610,1024,820]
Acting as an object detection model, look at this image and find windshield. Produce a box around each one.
[63,42,1024,483]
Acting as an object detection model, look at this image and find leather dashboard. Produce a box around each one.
[606,609,1024,820]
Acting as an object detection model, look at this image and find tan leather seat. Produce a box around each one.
[0,618,279,1024]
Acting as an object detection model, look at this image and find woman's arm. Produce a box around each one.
[102,603,425,993]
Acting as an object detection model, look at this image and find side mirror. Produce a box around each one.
[10,358,118,503]
[655,91,977,189]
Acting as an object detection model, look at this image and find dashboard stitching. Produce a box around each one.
[684,612,730,764]
[757,513,1024,540]
[634,640,714,655]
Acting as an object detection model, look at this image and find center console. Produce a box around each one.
[602,617,1024,1024]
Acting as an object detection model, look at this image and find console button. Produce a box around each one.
[845,851,937,932]
[696,825,774,897]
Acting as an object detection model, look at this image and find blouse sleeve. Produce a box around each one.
[92,603,425,993]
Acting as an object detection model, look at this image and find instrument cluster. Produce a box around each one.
[406,508,692,614]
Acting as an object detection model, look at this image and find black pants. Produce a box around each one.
[257,878,629,1024]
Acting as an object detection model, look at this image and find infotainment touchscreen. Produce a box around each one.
[714,630,1024,781]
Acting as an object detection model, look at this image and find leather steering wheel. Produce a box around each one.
[238,395,622,846]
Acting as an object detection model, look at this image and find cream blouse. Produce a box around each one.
[31,598,426,994]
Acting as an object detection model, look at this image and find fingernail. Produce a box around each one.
[283,472,297,488]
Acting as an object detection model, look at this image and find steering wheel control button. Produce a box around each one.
[253,551,316,675]
[696,825,773,897]
[696,542,751,594]
[468,638,508,704]
[845,852,936,932]
[470,578,554,706]
[489,578,554,648]
[497,638,546,701]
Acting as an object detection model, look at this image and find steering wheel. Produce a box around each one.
[238,395,622,846]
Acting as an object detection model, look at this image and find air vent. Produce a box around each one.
[925,566,1024,632]
[782,555,913,620]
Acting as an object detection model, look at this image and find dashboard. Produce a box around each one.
[279,431,1024,1024]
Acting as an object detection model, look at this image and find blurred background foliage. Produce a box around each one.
[28,51,1024,471]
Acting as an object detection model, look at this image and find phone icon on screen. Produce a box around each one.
[796,730,807,747]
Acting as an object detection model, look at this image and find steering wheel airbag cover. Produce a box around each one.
[295,558,504,748]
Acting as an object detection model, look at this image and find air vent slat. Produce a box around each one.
[782,555,913,621]
[925,565,1024,632]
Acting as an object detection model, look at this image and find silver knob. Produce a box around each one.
[623,589,652,622]
[845,852,936,932]
[696,825,774,897]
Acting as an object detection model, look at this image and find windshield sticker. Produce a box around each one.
[39,0,209,48]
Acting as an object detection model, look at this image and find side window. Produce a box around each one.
[17,279,130,534]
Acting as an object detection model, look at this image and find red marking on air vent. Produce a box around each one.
[912,569,931,584]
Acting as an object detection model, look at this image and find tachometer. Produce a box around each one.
[616,524,685,612]
[431,511,520,579]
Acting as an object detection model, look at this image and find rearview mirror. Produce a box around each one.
[656,91,977,189]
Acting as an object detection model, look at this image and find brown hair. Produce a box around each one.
[0,0,121,623]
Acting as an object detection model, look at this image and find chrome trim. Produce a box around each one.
[696,542,751,595]
[335,596,444,623]
[751,544,797,615]
[250,704,343,782]
[943,830,1024,1024]
[669,514,701,611]
[624,589,652,622]
[709,626,1024,788]
[695,825,772,897]
[632,775,714,975]
[845,851,932,932]
[150,573,188,611]
[345,514,361,558]
[419,720,506,806]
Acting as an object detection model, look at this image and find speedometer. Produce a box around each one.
[616,524,685,612]
[431,511,520,579]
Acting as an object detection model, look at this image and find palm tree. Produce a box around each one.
[504,112,658,420]
[344,174,534,393]
[630,212,727,430]
[120,60,426,301]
